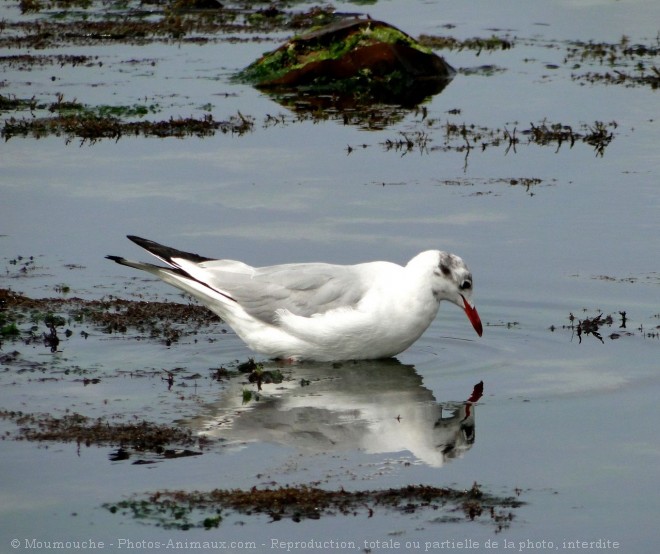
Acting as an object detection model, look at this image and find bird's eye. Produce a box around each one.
[460,280,472,291]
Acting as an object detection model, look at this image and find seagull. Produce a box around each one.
[107,236,482,361]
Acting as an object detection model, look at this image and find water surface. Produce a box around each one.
[1,0,659,552]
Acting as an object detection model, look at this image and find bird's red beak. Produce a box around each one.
[461,295,483,337]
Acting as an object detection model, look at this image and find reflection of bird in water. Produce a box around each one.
[108,236,482,361]
[186,360,483,468]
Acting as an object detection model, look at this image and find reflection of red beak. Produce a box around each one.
[461,294,483,337]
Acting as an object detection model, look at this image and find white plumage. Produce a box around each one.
[107,236,482,361]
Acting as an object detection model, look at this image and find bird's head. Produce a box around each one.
[410,250,483,337]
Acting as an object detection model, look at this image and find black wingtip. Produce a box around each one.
[126,235,213,264]
[106,255,125,264]
[127,235,156,249]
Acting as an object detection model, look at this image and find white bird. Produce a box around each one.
[107,236,483,361]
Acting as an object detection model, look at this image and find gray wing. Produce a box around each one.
[200,262,371,324]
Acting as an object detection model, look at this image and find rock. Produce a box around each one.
[236,17,455,106]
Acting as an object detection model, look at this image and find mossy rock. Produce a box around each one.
[235,17,455,105]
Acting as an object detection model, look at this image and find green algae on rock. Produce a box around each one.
[235,17,455,106]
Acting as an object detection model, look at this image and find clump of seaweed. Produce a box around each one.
[571,312,612,343]
[521,120,615,156]
[381,131,432,155]
[575,67,660,89]
[5,1,337,49]
[2,110,254,144]
[73,295,222,342]
[0,410,197,451]
[237,358,284,392]
[418,34,514,54]
[104,482,523,530]
[0,288,221,347]
[361,118,616,165]
[566,35,660,89]
[552,310,635,343]
[0,54,100,69]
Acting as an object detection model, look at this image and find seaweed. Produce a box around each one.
[104,482,524,530]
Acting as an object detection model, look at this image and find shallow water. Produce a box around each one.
[1,0,659,552]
